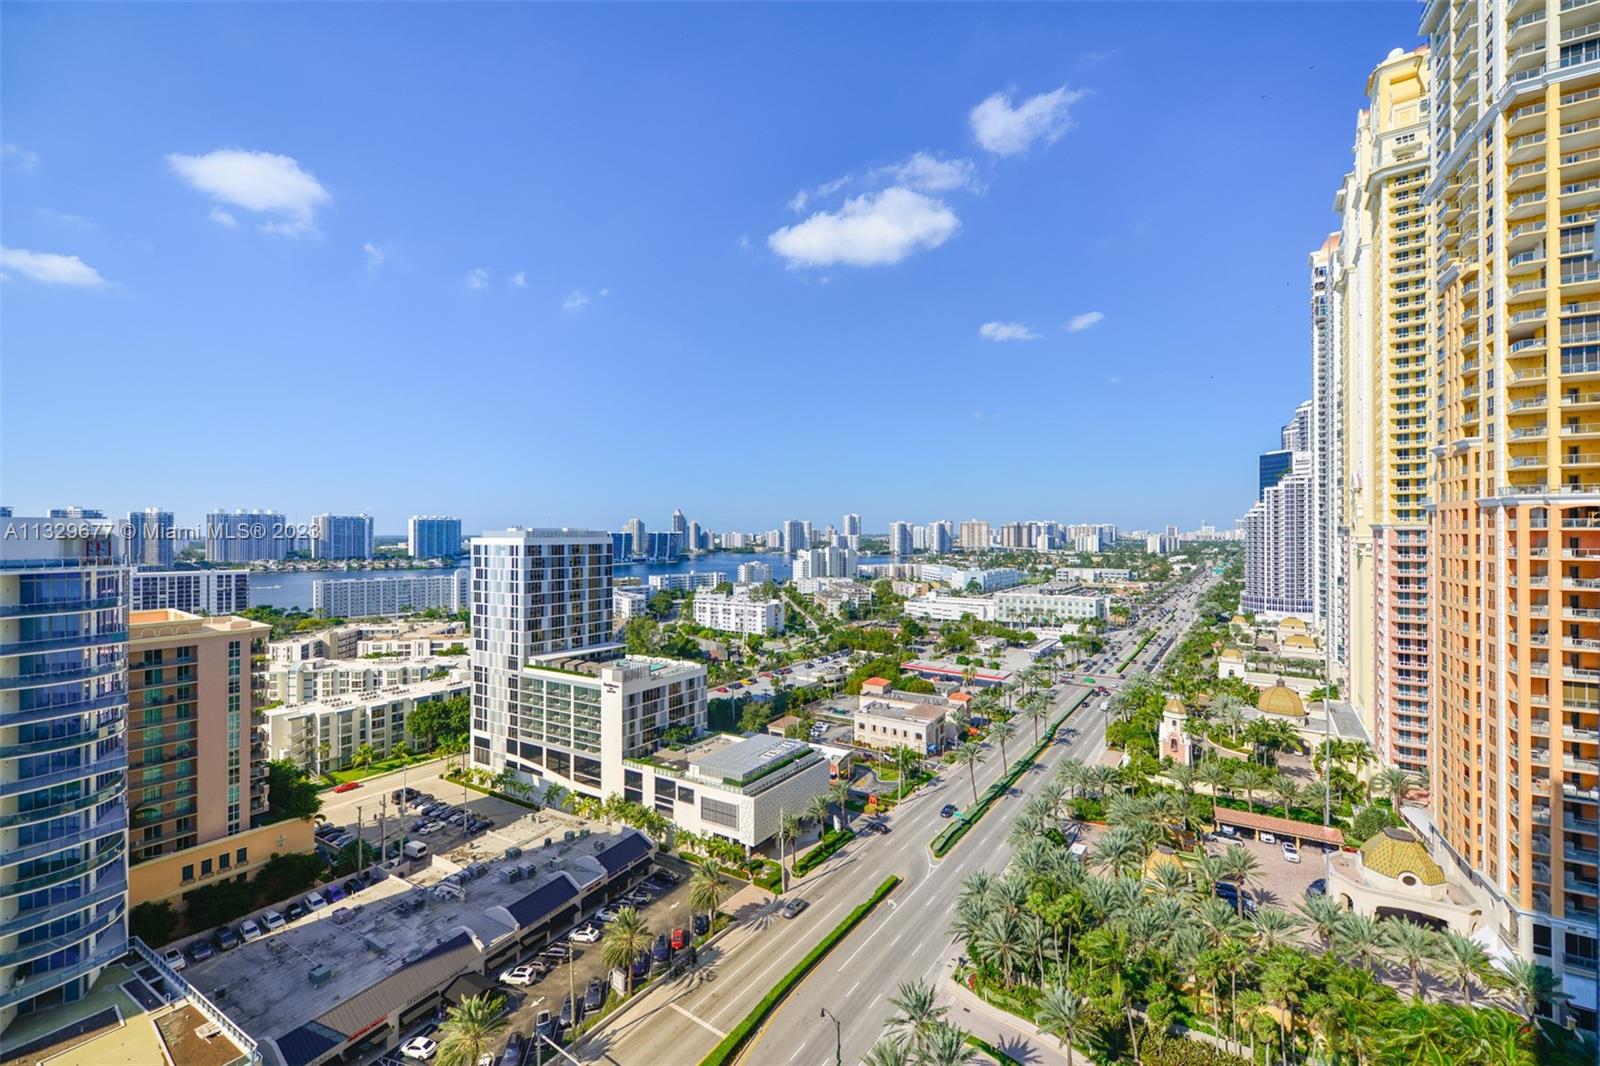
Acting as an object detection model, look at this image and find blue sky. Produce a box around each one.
[2,3,1420,535]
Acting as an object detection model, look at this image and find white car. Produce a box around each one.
[161,948,186,972]
[238,918,262,943]
[1281,842,1301,864]
[304,891,328,911]
[1259,831,1278,845]
[570,924,602,944]
[400,1036,438,1060]
[595,907,622,922]
[262,909,286,931]
[499,964,540,987]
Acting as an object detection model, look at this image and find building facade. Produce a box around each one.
[958,520,991,551]
[266,677,467,772]
[125,610,270,866]
[737,562,773,585]
[691,590,785,635]
[130,568,250,615]
[312,569,469,617]
[1422,0,1600,1027]
[889,521,913,559]
[0,516,130,1031]
[312,514,374,561]
[1242,405,1318,618]
[126,508,175,567]
[206,510,290,563]
[407,516,463,559]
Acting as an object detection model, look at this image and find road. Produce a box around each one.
[577,569,1217,1066]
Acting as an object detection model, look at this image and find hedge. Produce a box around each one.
[1118,629,1157,672]
[699,875,901,1066]
[1137,1034,1251,1066]
[930,692,1089,857]
[793,828,855,876]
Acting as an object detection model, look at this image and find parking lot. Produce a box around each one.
[370,854,724,1066]
[316,761,535,862]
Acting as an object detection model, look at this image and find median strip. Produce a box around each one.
[1118,628,1156,672]
[698,875,901,1066]
[930,691,1088,858]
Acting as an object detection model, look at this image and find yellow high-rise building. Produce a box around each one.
[1330,47,1434,778]
[1425,0,1600,1024]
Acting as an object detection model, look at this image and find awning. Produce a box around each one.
[1212,806,1344,847]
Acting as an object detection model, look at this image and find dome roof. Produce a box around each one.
[1359,828,1445,885]
[1163,696,1186,716]
[1219,648,1244,661]
[1257,682,1307,717]
[1279,616,1308,632]
[1230,614,1249,626]
[1283,634,1317,649]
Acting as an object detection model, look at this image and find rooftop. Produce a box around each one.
[524,652,703,684]
[1359,827,1446,885]
[129,609,269,641]
[263,674,468,718]
[694,733,813,785]
[181,816,650,1061]
[856,698,947,724]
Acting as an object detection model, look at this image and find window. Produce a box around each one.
[181,864,194,883]
[200,858,212,877]
[236,847,248,865]
[701,796,739,829]
[219,852,230,870]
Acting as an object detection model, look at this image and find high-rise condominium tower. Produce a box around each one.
[1331,46,1434,778]
[1423,0,1599,1024]
[842,513,862,537]
[0,517,129,1033]
[889,521,913,559]
[1242,403,1317,617]
[126,508,175,567]
[407,515,462,559]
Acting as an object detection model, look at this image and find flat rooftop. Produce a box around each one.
[180,812,647,1056]
[694,733,810,784]
[856,697,946,723]
[263,674,467,718]
[525,651,701,683]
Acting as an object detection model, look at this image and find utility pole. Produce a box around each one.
[819,1007,842,1066]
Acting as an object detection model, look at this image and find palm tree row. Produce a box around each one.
[862,980,978,1066]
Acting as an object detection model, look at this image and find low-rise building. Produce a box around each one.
[130,567,251,614]
[355,634,469,658]
[648,571,721,592]
[903,592,996,622]
[917,564,1023,592]
[992,586,1110,625]
[901,659,1012,688]
[265,656,466,706]
[853,689,951,754]
[264,675,468,772]
[1054,567,1134,584]
[312,568,469,617]
[614,585,650,622]
[270,624,364,663]
[737,562,773,584]
[692,589,785,635]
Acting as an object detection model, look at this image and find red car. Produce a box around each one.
[332,782,361,793]
[670,928,688,951]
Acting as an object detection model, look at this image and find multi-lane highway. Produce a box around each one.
[577,570,1217,1066]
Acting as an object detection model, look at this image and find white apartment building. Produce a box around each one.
[791,545,857,581]
[927,521,953,555]
[992,587,1110,625]
[647,571,721,592]
[312,513,374,560]
[614,586,649,622]
[1054,567,1134,584]
[130,568,250,614]
[736,562,773,584]
[470,528,613,771]
[903,592,997,622]
[269,625,364,663]
[692,590,785,635]
[312,569,469,618]
[407,515,463,559]
[889,521,913,558]
[1242,405,1317,618]
[265,676,469,771]
[265,656,466,706]
[918,564,1023,592]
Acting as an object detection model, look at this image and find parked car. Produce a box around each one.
[781,898,809,919]
[238,918,262,942]
[541,943,576,961]
[570,924,602,944]
[400,1036,438,1060]
[1305,878,1328,898]
[693,913,710,937]
[286,902,307,921]
[631,950,650,981]
[324,883,347,903]
[187,939,214,963]
[215,926,240,952]
[584,977,605,1013]
[500,964,540,987]
[161,947,186,971]
[596,906,622,923]
[332,781,360,794]
[622,891,651,907]
[651,934,672,968]
[304,891,328,911]
[670,928,688,951]
[559,994,577,1029]
[1281,841,1301,863]
[261,909,286,931]
[650,867,681,885]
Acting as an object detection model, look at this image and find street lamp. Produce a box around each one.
[819,1007,841,1066]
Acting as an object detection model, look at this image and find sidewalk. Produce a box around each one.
[939,963,1073,1066]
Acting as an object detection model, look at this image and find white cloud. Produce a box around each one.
[563,287,608,311]
[208,206,238,228]
[508,271,528,288]
[768,187,959,268]
[787,152,977,214]
[3,142,39,172]
[363,242,387,270]
[166,149,330,237]
[466,268,490,290]
[969,86,1086,156]
[0,246,106,287]
[1067,311,1105,332]
[978,321,1040,342]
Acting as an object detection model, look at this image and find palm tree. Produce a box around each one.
[1370,766,1415,812]
[1296,894,1345,950]
[1195,757,1231,798]
[861,1036,914,1066]
[1213,696,1247,741]
[434,992,508,1066]
[1237,762,1275,814]
[1033,983,1085,1066]
[1247,907,1303,952]
[350,743,378,773]
[687,859,723,940]
[1090,826,1144,879]
[777,811,800,890]
[1434,929,1497,1007]
[1269,773,1300,815]
[829,777,851,831]
[989,718,1017,775]
[1056,758,1087,801]
[600,907,653,996]
[1333,912,1385,973]
[1219,844,1262,904]
[806,793,832,837]
[972,910,1024,986]
[1496,957,1570,1023]
[1259,952,1311,1066]
[885,979,947,1058]
[920,1023,977,1066]
[953,742,985,808]
[1020,692,1050,748]
[542,782,569,812]
[1380,918,1441,1001]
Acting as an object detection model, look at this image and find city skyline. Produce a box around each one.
[4,3,1417,529]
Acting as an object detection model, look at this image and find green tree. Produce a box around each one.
[885,979,947,1059]
[602,907,654,996]
[1033,982,1086,1066]
[264,759,322,822]
[128,901,179,947]
[435,992,508,1066]
[989,718,1017,776]
[687,859,724,938]
[953,741,986,808]
[1380,918,1441,1001]
[350,743,379,773]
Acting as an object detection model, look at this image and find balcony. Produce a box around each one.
[0,629,127,657]
[0,596,121,618]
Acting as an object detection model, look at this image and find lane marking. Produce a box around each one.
[671,1002,727,1039]
[846,979,861,998]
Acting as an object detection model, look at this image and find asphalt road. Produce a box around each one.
[577,571,1216,1066]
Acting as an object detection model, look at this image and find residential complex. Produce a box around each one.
[264,674,468,772]
[311,567,469,617]
[737,561,773,584]
[130,567,250,615]
[1241,403,1317,618]
[792,545,858,581]
[311,513,374,560]
[647,571,720,592]
[889,521,913,559]
[957,519,991,550]
[691,588,785,635]
[126,508,175,567]
[0,517,130,1031]
[406,514,463,559]
[264,654,465,706]
[206,509,291,563]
